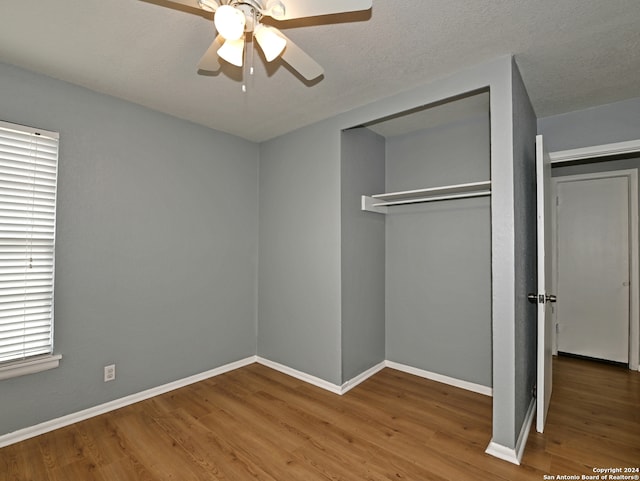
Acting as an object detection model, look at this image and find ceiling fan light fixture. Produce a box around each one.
[254,24,286,62]
[214,5,246,41]
[217,37,245,67]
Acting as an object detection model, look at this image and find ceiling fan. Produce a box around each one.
[157,0,372,81]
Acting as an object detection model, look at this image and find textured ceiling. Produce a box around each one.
[0,1,639,142]
[366,91,490,138]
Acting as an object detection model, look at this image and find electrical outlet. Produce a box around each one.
[104,364,116,382]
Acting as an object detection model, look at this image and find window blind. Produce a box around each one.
[0,121,59,364]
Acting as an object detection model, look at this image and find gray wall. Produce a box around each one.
[257,120,343,385]
[0,62,259,436]
[314,56,522,452]
[538,96,640,152]
[256,57,516,405]
[384,114,492,387]
[1,56,534,456]
[541,97,640,372]
[340,128,386,382]
[510,59,538,441]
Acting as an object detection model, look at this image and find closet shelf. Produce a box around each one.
[361,180,491,214]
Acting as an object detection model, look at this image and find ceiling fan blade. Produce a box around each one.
[160,0,218,12]
[161,0,202,10]
[277,31,323,80]
[197,35,225,71]
[265,0,371,20]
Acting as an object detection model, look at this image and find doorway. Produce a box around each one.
[551,169,639,369]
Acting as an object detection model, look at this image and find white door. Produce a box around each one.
[555,175,630,363]
[535,135,554,433]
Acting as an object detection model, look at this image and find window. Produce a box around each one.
[0,120,60,379]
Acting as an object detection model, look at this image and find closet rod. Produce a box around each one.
[372,180,491,201]
[373,190,491,207]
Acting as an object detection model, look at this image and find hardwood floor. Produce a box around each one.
[1,356,638,480]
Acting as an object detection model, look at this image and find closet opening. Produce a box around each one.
[340,88,493,400]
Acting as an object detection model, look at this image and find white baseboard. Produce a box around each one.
[1,356,496,449]
[385,360,493,397]
[255,357,386,395]
[340,362,386,394]
[256,358,488,398]
[485,396,536,465]
[485,440,520,465]
[516,396,536,460]
[0,356,256,449]
[256,356,343,394]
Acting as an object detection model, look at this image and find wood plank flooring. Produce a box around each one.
[1,356,638,480]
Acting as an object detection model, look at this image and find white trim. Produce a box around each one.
[0,119,59,140]
[551,169,639,370]
[1,357,494,449]
[516,397,536,460]
[0,354,62,381]
[255,356,343,394]
[485,441,519,465]
[551,175,559,356]
[340,362,386,394]
[0,356,256,448]
[485,397,535,465]
[384,360,493,397]
[362,195,388,214]
[362,181,492,213]
[256,357,493,397]
[550,139,640,164]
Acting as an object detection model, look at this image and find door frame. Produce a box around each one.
[549,139,640,164]
[551,169,639,371]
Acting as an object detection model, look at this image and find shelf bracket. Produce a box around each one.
[361,195,388,214]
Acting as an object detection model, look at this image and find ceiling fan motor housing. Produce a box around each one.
[227,0,287,24]
[235,3,258,32]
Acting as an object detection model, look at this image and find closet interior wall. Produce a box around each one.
[384,109,492,388]
[344,92,493,389]
[340,127,386,382]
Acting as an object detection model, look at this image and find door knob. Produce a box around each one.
[528,293,542,303]
[528,293,556,303]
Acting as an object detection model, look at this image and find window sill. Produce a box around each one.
[0,354,62,381]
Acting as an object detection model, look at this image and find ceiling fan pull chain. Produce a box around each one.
[249,7,256,76]
[241,33,246,92]
[242,6,257,93]
[241,31,248,92]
